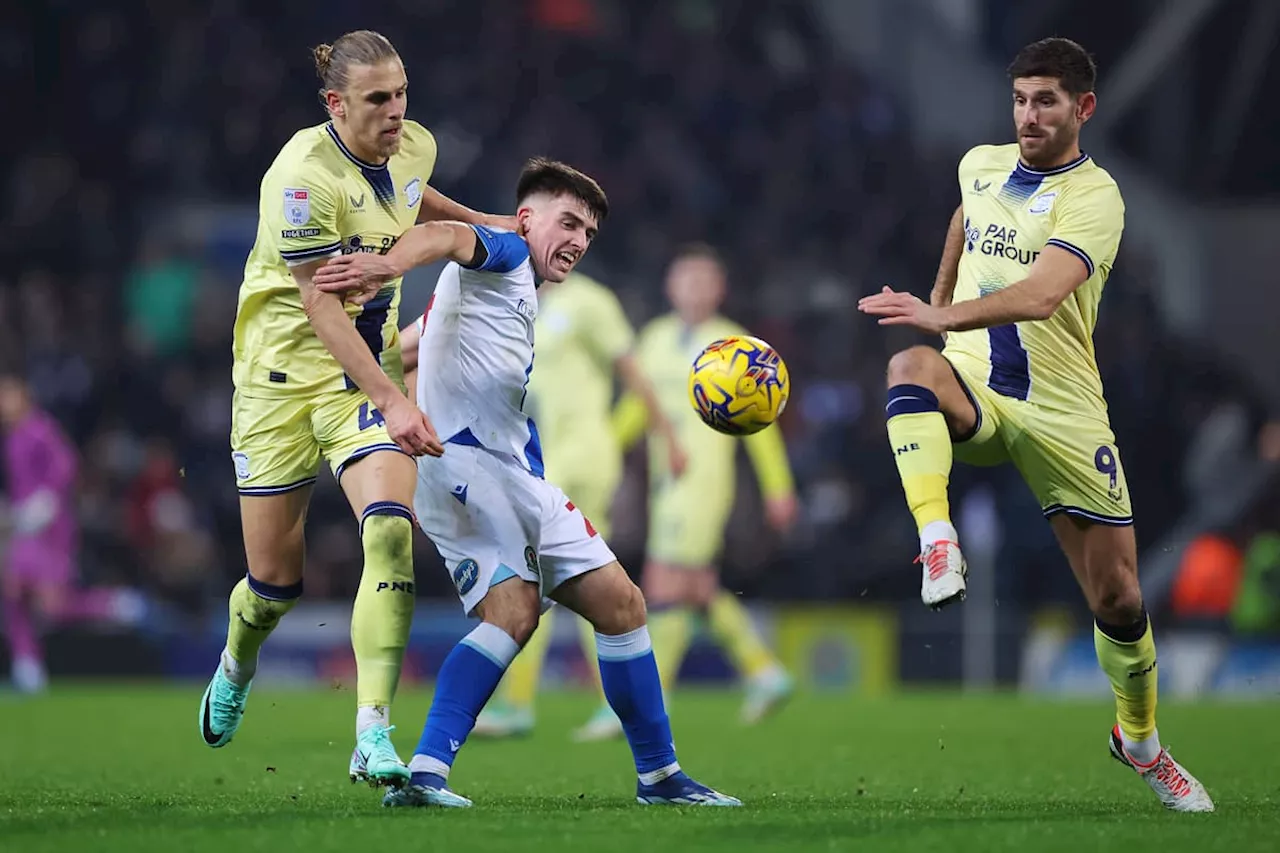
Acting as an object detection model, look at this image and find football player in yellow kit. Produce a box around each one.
[200,29,512,789]
[573,245,798,741]
[859,37,1212,812]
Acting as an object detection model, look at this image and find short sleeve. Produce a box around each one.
[582,287,635,363]
[263,162,343,267]
[1045,181,1125,280]
[464,225,529,273]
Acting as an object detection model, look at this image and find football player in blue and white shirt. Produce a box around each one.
[313,158,739,808]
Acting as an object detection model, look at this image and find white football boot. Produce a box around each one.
[1109,725,1215,813]
[916,539,967,609]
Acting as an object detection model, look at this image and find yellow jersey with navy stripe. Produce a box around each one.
[943,144,1124,414]
[232,120,438,398]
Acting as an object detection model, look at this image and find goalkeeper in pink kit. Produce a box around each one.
[1,373,132,693]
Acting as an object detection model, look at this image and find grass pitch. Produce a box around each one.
[0,685,1275,852]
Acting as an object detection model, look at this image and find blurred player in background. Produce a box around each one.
[1,372,139,693]
[859,37,1213,812]
[574,243,799,742]
[401,272,688,739]
[199,29,512,788]
[315,158,740,808]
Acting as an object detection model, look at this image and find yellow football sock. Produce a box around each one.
[498,606,554,710]
[885,385,954,531]
[1094,612,1158,742]
[350,506,416,710]
[649,606,695,690]
[707,591,778,680]
[225,576,299,673]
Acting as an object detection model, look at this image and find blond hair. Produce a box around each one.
[313,30,399,105]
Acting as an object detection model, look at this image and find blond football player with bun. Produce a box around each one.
[200,29,512,789]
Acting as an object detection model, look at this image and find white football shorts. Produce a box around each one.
[414,443,616,616]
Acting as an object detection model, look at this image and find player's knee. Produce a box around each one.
[595,577,647,635]
[494,607,540,648]
[478,581,542,647]
[1091,561,1144,625]
[360,504,415,572]
[687,570,718,609]
[886,346,947,389]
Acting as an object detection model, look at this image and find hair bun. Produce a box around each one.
[312,43,333,76]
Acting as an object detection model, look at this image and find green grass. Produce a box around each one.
[0,685,1276,852]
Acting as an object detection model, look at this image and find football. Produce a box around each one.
[687,335,790,436]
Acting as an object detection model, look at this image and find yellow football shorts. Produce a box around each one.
[646,472,735,567]
[230,388,405,495]
[948,358,1133,526]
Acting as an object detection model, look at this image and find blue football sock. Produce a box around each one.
[596,626,680,781]
[410,622,519,785]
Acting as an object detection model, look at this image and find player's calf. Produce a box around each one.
[400,579,540,801]
[200,574,301,748]
[554,562,741,806]
[882,347,975,611]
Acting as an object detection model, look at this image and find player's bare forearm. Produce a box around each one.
[941,280,1052,331]
[416,185,514,230]
[385,222,479,275]
[299,283,404,410]
[941,244,1088,332]
[930,205,964,309]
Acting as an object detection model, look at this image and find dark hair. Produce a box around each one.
[516,158,609,223]
[672,242,724,268]
[1007,37,1096,95]
[313,30,400,104]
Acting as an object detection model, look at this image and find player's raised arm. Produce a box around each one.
[416,183,516,232]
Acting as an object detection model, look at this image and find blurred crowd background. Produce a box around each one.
[7,0,1280,658]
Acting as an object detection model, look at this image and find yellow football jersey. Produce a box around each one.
[232,120,438,398]
[525,273,635,476]
[944,143,1124,413]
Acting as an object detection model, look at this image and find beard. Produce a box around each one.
[1018,128,1075,168]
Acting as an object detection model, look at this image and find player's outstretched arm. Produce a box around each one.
[938,244,1091,331]
[313,222,481,296]
[293,260,443,457]
[930,205,965,310]
[857,246,1090,335]
[416,184,516,232]
[614,352,687,477]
